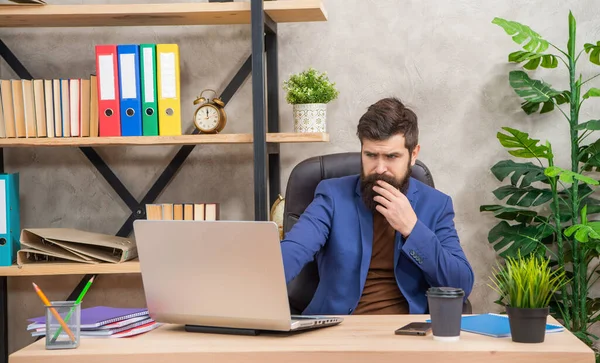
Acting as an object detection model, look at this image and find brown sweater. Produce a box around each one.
[353,213,409,314]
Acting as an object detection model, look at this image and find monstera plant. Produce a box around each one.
[481,11,600,354]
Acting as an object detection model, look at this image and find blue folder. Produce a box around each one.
[117,44,143,136]
[0,173,20,266]
[459,313,564,338]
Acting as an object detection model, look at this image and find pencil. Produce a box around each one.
[50,276,94,342]
[32,283,76,342]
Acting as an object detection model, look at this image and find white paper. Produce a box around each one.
[120,53,137,99]
[160,52,176,99]
[143,48,155,103]
[98,54,115,101]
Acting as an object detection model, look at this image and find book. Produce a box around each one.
[459,313,564,338]
[145,202,219,221]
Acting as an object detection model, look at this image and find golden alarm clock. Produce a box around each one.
[193,89,227,133]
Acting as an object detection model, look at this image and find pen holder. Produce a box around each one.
[45,301,81,350]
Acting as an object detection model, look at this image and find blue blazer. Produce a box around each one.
[280,175,474,315]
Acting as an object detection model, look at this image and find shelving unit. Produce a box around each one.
[0,133,329,147]
[0,1,329,361]
[0,261,141,277]
[0,1,328,27]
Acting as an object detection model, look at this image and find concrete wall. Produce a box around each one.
[1,0,599,354]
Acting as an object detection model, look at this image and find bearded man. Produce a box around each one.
[280,97,474,315]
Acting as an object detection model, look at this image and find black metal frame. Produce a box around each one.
[0,0,279,360]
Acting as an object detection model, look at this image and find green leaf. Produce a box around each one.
[545,166,599,185]
[497,127,551,159]
[581,196,600,216]
[492,185,553,207]
[583,88,600,99]
[521,91,570,115]
[575,120,600,131]
[509,70,561,104]
[584,41,600,65]
[492,17,549,53]
[568,11,577,58]
[490,160,548,187]
[480,204,539,224]
[487,221,554,259]
[553,185,600,223]
[564,222,600,243]
[580,139,600,171]
[489,254,568,309]
[508,51,558,69]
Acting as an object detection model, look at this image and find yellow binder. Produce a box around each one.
[156,44,182,136]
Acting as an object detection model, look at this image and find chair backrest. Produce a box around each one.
[282,152,435,314]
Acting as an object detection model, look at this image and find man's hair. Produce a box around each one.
[356,97,419,153]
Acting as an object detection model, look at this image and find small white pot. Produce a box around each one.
[293,103,327,133]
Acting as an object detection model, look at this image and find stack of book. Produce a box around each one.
[145,203,220,221]
[27,306,160,338]
[0,78,99,138]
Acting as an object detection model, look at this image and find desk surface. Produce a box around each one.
[9,315,595,363]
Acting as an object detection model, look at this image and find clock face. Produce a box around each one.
[195,105,220,131]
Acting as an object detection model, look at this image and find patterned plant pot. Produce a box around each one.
[293,103,327,133]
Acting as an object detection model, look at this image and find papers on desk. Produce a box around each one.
[27,306,161,338]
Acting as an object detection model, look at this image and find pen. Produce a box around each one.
[50,276,94,343]
[32,282,76,342]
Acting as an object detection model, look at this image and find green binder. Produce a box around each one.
[140,44,159,136]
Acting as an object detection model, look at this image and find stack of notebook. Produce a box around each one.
[27,306,161,338]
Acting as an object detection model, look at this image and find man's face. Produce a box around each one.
[360,134,420,212]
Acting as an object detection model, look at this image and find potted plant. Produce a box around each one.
[283,67,339,133]
[480,10,600,355]
[489,254,568,343]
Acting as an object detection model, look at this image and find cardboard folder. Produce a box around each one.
[17,228,137,266]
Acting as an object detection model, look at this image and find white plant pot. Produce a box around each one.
[293,103,327,133]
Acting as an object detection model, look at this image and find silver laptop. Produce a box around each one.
[133,219,343,334]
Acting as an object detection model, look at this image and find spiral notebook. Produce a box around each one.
[28,306,149,329]
[459,313,564,338]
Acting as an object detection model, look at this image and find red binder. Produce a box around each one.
[95,45,121,136]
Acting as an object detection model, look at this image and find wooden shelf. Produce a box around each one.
[0,132,329,147]
[0,260,140,276]
[0,0,328,28]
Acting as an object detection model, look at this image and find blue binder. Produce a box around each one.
[0,173,20,266]
[117,44,143,136]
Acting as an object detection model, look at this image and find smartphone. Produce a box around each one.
[394,322,432,336]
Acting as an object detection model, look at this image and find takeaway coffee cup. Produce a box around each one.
[426,287,465,341]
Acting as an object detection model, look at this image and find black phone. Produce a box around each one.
[394,322,432,336]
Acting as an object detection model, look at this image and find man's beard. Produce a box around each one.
[360,168,410,213]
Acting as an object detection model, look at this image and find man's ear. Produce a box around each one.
[410,144,421,166]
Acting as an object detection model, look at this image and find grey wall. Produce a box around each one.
[2,0,600,354]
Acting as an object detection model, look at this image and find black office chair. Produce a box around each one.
[282,152,472,315]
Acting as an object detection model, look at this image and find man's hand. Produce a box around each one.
[373,180,417,237]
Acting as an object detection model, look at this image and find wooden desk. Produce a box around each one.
[9,315,595,363]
